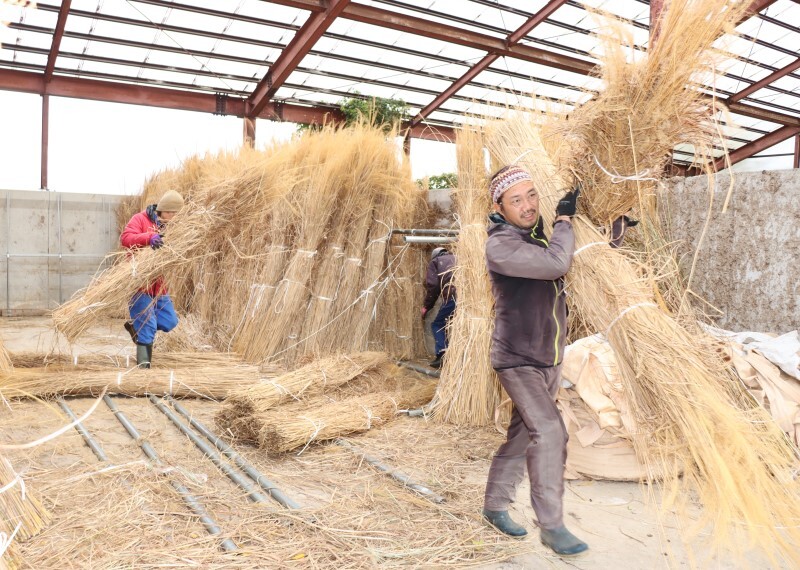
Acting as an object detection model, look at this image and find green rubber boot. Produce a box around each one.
[136,343,151,369]
[482,509,528,537]
[540,525,588,556]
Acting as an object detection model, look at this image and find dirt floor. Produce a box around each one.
[0,317,789,569]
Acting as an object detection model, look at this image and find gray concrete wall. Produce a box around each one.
[0,190,121,314]
[663,169,799,333]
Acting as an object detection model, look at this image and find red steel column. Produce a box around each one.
[41,94,49,190]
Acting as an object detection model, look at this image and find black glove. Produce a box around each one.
[623,215,639,227]
[149,234,164,249]
[556,185,581,217]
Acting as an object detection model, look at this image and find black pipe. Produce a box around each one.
[165,396,301,510]
[335,439,445,504]
[103,395,238,552]
[57,397,109,462]
[148,395,269,505]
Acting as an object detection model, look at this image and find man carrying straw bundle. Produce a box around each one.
[120,190,183,368]
[421,246,456,369]
[482,165,587,557]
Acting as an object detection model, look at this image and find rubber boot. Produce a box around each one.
[429,352,444,369]
[136,343,151,369]
[482,509,528,538]
[146,343,153,367]
[540,525,588,556]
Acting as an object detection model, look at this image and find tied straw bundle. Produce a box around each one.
[0,361,266,400]
[258,377,436,454]
[217,352,389,441]
[431,127,504,426]
[485,115,800,565]
[0,455,50,568]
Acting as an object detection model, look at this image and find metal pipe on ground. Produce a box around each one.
[335,438,445,504]
[148,395,270,505]
[403,236,456,244]
[57,397,109,462]
[164,395,302,510]
[398,360,440,378]
[103,395,238,552]
[391,229,459,235]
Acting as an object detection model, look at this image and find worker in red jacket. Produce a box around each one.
[120,190,184,368]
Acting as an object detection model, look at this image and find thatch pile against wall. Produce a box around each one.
[52,125,429,367]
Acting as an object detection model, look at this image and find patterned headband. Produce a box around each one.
[489,166,533,204]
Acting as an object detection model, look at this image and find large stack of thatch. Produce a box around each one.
[52,124,428,367]
[217,352,435,453]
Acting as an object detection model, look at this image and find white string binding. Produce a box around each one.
[573,241,607,256]
[605,303,658,337]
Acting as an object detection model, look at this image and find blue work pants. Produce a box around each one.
[129,293,178,345]
[431,298,456,357]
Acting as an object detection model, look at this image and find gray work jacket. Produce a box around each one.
[486,214,575,369]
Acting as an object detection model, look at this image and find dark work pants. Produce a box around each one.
[431,298,456,356]
[484,365,567,530]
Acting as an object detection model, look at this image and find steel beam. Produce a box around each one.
[409,0,568,128]
[794,135,800,169]
[728,57,800,104]
[650,0,665,46]
[44,0,71,83]
[40,94,49,190]
[409,54,498,128]
[727,100,800,128]
[741,0,779,23]
[0,68,461,141]
[248,0,351,118]
[714,125,800,171]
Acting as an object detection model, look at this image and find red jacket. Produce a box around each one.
[120,206,167,297]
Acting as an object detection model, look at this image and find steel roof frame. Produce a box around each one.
[0,0,797,175]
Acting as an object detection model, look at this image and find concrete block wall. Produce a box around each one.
[663,169,799,333]
[0,190,121,314]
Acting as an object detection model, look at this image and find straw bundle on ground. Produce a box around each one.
[0,342,11,375]
[551,0,748,226]
[485,116,800,564]
[258,378,436,454]
[0,363,265,400]
[217,352,389,440]
[431,126,503,426]
[0,456,50,542]
[8,351,253,370]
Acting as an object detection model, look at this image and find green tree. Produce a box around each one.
[338,93,409,131]
[417,173,458,190]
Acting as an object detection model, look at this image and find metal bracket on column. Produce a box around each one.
[214,93,227,116]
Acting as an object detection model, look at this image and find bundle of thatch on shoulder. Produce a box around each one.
[486,115,800,566]
[430,126,504,426]
[550,0,749,227]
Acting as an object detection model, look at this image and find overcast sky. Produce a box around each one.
[0,90,793,196]
[0,90,458,195]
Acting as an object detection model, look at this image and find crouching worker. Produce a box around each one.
[482,165,588,557]
[120,190,184,368]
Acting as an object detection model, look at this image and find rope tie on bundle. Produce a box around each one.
[604,303,658,337]
[592,155,659,184]
[573,241,607,257]
[297,417,323,455]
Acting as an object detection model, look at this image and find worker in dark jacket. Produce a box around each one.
[421,247,456,369]
[120,190,184,368]
[481,165,588,557]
